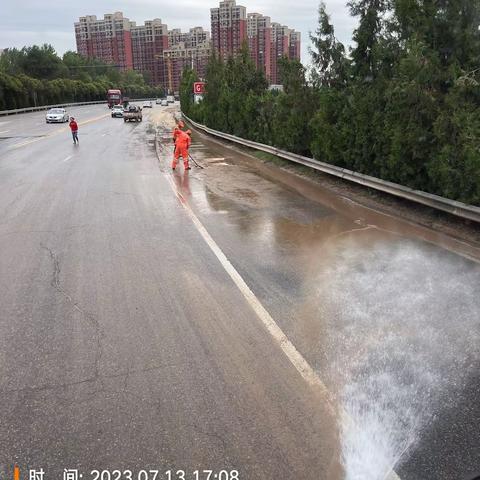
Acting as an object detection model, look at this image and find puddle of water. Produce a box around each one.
[205,157,227,163]
[315,237,480,479]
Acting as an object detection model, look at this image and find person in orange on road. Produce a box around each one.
[172,129,191,170]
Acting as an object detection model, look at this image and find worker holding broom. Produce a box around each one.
[172,128,191,171]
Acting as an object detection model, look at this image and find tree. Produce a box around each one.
[272,57,318,155]
[0,48,25,76]
[179,68,198,118]
[20,44,67,79]
[348,0,391,80]
[309,2,349,87]
[203,52,227,130]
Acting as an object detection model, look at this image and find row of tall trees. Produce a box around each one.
[181,1,480,206]
[0,45,164,110]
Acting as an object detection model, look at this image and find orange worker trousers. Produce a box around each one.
[172,146,190,169]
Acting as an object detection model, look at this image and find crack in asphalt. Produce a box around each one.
[0,224,96,239]
[0,229,56,237]
[186,423,228,452]
[0,364,178,396]
[110,190,141,197]
[0,135,47,139]
[40,243,105,385]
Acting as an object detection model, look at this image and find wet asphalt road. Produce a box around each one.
[1,104,479,480]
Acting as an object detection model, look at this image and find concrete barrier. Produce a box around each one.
[183,113,480,224]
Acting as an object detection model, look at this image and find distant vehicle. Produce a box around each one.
[124,105,142,122]
[107,89,122,108]
[167,95,175,104]
[111,105,124,118]
[143,101,153,108]
[45,108,69,123]
[156,99,162,104]
[161,99,168,106]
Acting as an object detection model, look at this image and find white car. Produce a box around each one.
[111,105,124,118]
[143,101,153,108]
[156,99,162,104]
[161,99,168,106]
[46,108,69,123]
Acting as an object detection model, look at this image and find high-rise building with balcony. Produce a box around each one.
[210,0,247,60]
[162,27,211,93]
[289,31,301,61]
[75,12,133,70]
[247,13,271,80]
[210,1,301,84]
[168,27,209,48]
[270,23,291,84]
[130,18,168,86]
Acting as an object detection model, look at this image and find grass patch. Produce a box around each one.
[252,150,289,166]
[251,149,314,176]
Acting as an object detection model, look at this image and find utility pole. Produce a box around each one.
[167,56,173,94]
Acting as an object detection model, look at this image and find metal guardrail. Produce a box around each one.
[0,98,160,116]
[0,101,105,116]
[183,113,480,224]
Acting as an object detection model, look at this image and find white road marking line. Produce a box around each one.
[164,170,402,480]
[63,155,73,162]
[0,130,10,134]
[0,121,11,126]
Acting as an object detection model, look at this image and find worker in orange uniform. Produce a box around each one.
[172,129,191,170]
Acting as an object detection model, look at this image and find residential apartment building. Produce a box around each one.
[210,1,301,84]
[247,13,271,80]
[162,28,211,93]
[168,27,209,48]
[131,18,168,85]
[75,12,133,70]
[210,0,247,60]
[270,23,291,84]
[289,30,301,61]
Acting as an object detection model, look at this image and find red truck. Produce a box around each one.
[107,89,122,108]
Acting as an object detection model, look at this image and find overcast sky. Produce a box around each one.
[1,0,357,65]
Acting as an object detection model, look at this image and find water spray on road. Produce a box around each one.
[317,235,480,479]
